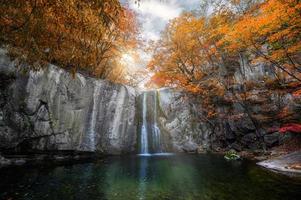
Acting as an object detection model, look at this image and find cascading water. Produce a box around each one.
[140,92,149,155]
[152,91,161,152]
[139,90,166,155]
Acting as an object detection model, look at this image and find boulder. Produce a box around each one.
[182,141,199,153]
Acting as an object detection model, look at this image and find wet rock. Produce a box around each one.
[182,141,198,153]
[257,151,301,176]
[197,146,206,154]
[230,142,243,152]
[241,133,257,145]
[264,132,280,147]
[225,131,236,141]
[14,159,26,165]
[0,155,11,166]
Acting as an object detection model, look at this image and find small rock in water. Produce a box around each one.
[0,155,12,166]
[224,150,241,161]
[14,159,26,165]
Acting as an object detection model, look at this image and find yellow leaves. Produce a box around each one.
[207,110,217,118]
[149,11,228,96]
[288,41,301,54]
[185,84,201,93]
[148,0,301,98]
[0,0,139,83]
[148,72,172,88]
[217,0,301,79]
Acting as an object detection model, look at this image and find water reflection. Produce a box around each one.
[138,157,148,200]
[0,154,300,200]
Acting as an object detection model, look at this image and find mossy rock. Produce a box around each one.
[224,150,241,160]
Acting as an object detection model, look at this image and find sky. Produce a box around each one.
[120,0,201,41]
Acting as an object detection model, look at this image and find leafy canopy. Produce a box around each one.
[0,0,139,81]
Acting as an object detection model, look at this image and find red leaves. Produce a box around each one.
[293,89,301,97]
[268,123,301,134]
[279,123,301,133]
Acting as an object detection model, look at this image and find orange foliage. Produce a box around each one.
[147,0,301,125]
[222,0,301,81]
[293,89,301,97]
[147,13,224,96]
[0,0,139,81]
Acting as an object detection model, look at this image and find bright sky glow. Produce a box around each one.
[121,53,135,66]
[122,0,200,41]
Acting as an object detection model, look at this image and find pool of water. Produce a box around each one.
[0,154,300,200]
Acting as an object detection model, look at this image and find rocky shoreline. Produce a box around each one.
[257,151,301,177]
[2,149,300,177]
[0,151,100,168]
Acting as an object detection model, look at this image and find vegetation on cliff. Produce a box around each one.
[148,0,301,90]
[147,0,301,138]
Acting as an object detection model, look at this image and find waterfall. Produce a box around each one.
[140,91,166,155]
[140,92,149,154]
[87,81,102,151]
[152,90,161,152]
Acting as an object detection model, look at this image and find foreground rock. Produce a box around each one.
[257,151,301,176]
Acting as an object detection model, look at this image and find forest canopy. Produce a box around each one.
[0,0,300,88]
[148,0,301,92]
[0,0,139,82]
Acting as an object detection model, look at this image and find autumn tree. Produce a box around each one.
[221,0,301,82]
[0,0,139,82]
[148,13,224,95]
[148,0,301,140]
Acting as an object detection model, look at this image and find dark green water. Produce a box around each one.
[0,154,300,200]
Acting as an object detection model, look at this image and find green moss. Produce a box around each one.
[224,150,241,160]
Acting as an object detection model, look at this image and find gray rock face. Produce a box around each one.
[156,88,213,152]
[0,50,137,155]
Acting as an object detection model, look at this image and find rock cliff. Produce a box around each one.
[0,49,137,155]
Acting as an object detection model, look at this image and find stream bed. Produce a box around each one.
[0,154,300,200]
